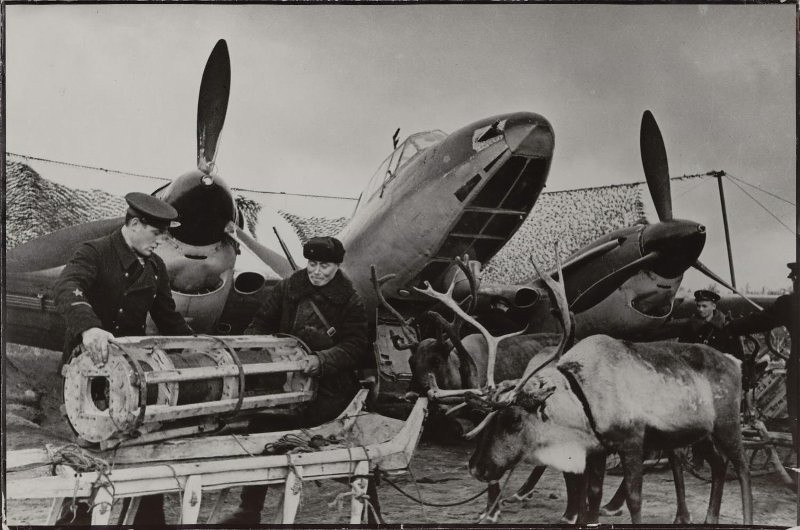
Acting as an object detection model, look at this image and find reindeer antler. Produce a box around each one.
[370,264,418,349]
[414,260,524,389]
[463,244,574,440]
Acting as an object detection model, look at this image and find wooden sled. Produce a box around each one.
[7,390,428,524]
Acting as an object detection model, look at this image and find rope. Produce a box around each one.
[724,175,796,234]
[262,432,345,455]
[49,444,116,522]
[724,172,796,207]
[376,470,488,507]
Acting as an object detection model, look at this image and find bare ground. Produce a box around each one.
[4,346,798,526]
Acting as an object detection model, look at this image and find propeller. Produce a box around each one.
[692,260,763,311]
[640,110,673,222]
[6,218,125,273]
[224,222,295,278]
[197,39,231,173]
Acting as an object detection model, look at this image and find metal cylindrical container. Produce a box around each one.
[61,335,316,444]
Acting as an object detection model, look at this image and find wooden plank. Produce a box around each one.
[6,447,51,471]
[142,361,305,384]
[350,461,369,524]
[8,408,426,499]
[181,475,203,524]
[120,497,141,525]
[280,464,303,524]
[8,460,365,499]
[90,487,114,525]
[99,420,251,450]
[45,497,65,525]
[206,488,228,524]
[112,335,299,351]
[142,391,314,423]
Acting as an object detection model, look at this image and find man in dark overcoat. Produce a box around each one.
[53,192,193,525]
[727,262,798,449]
[222,235,369,524]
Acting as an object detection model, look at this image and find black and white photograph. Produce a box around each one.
[3,3,797,526]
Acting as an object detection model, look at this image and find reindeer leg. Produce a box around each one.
[573,473,591,525]
[560,473,580,524]
[668,449,691,524]
[600,478,626,516]
[503,466,545,505]
[712,426,753,525]
[585,453,606,524]
[619,444,645,524]
[695,438,726,524]
[478,481,502,523]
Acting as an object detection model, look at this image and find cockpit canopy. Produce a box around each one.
[356,130,447,213]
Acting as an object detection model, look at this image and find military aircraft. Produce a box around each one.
[5,39,765,401]
[4,39,555,352]
[498,110,765,342]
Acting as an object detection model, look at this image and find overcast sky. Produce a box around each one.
[6,4,796,291]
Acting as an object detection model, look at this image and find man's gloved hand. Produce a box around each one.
[81,327,116,366]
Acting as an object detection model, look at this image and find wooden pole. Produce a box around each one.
[714,171,737,288]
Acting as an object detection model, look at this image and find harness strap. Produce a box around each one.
[309,299,336,337]
[556,366,606,447]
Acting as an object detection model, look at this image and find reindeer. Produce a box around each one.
[458,260,753,524]
[381,255,620,523]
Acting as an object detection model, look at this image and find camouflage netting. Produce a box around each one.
[481,185,646,284]
[5,162,127,249]
[279,212,349,243]
[6,161,647,285]
[5,162,265,248]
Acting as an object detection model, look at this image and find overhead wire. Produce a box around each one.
[6,151,360,201]
[724,172,795,207]
[723,175,796,235]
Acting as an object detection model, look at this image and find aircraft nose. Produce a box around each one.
[642,220,706,278]
[503,116,554,159]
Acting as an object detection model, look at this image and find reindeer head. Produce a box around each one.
[468,375,559,482]
[407,336,462,394]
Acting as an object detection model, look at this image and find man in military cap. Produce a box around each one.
[221,235,369,525]
[53,192,193,525]
[658,289,741,358]
[727,262,798,448]
[676,289,742,356]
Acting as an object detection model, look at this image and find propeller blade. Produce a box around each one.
[7,218,124,273]
[640,110,673,222]
[228,224,294,278]
[692,260,763,311]
[569,251,661,313]
[197,39,231,172]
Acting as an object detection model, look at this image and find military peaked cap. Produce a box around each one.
[694,289,720,303]
[303,236,345,264]
[125,192,180,230]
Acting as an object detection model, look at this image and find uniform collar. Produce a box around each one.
[112,227,150,270]
[692,309,726,328]
[287,268,353,304]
